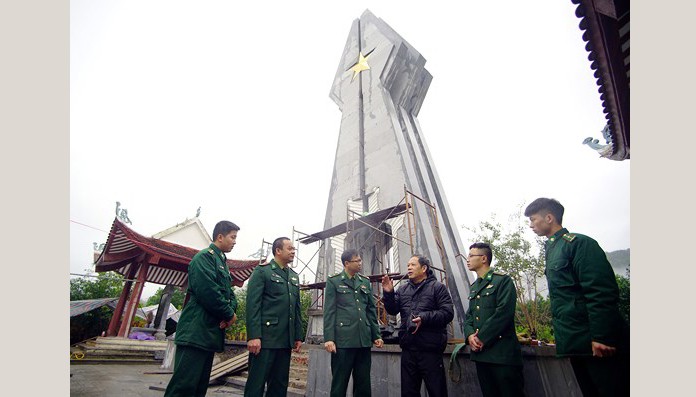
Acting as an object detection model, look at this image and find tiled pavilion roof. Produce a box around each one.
[94,218,259,287]
[573,0,630,160]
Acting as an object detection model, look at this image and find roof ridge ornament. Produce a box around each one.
[583,124,614,158]
[115,201,133,225]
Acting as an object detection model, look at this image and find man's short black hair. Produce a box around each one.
[524,197,564,225]
[212,221,240,241]
[469,242,493,264]
[272,237,290,255]
[341,249,360,266]
[412,253,432,275]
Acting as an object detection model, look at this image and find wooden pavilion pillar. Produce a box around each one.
[106,263,139,337]
[117,260,150,337]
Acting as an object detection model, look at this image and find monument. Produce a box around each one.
[304,9,472,342]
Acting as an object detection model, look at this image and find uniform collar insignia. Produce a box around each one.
[486,284,493,288]
[562,233,576,242]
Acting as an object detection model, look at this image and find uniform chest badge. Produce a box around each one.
[486,284,493,289]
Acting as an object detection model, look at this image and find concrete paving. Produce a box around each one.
[70,363,243,396]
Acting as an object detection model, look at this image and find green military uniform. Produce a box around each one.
[244,259,303,397]
[165,243,238,397]
[464,269,524,397]
[324,270,381,397]
[545,228,629,396]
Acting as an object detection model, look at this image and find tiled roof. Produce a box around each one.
[94,218,259,287]
[572,0,630,160]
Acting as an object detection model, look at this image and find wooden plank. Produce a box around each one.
[211,353,248,373]
[210,355,248,378]
[95,337,168,346]
[87,344,166,352]
[209,352,249,381]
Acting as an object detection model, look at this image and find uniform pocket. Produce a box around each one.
[263,317,278,327]
[546,260,576,288]
[337,319,351,327]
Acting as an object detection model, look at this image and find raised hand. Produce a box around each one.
[381,274,394,293]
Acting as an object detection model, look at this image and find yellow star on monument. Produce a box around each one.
[349,51,372,82]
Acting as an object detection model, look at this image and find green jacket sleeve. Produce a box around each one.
[323,278,337,342]
[365,282,381,341]
[188,253,235,321]
[573,238,623,346]
[476,276,517,346]
[246,266,265,340]
[229,287,238,317]
[463,303,475,342]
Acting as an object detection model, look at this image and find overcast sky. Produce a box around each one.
[70,0,630,299]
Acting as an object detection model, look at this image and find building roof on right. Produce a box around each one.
[574,0,630,160]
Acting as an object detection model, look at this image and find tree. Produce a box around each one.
[145,286,186,309]
[70,272,123,301]
[465,204,551,341]
[616,266,630,324]
[226,287,247,339]
[300,289,312,338]
[70,272,125,345]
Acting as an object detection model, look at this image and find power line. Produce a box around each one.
[70,219,109,233]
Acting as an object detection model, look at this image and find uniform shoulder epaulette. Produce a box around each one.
[207,248,215,255]
[562,233,577,242]
[492,270,507,276]
[328,273,340,278]
[259,261,270,266]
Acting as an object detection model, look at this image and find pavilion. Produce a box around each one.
[94,218,259,338]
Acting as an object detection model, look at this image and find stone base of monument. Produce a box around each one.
[306,343,582,397]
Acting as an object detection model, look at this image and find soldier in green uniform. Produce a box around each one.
[244,237,304,397]
[164,221,240,397]
[323,248,384,397]
[463,242,524,397]
[525,198,629,396]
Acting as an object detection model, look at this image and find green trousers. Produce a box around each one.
[244,348,291,397]
[474,361,525,397]
[330,347,372,397]
[163,345,215,397]
[570,354,630,397]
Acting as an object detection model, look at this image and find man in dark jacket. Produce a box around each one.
[525,198,629,396]
[164,220,239,397]
[382,254,454,397]
[464,242,524,397]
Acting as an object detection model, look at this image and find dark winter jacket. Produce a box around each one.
[383,273,454,352]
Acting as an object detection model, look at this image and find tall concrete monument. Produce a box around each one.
[306,10,472,341]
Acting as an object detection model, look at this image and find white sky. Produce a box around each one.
[70,0,630,299]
